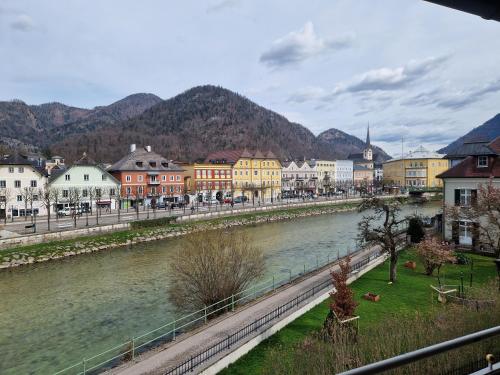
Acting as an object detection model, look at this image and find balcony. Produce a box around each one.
[148,180,160,185]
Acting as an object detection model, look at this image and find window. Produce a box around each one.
[109,188,115,196]
[126,187,132,194]
[96,188,102,197]
[136,161,143,167]
[18,167,24,173]
[170,186,174,193]
[162,186,166,193]
[82,189,88,197]
[102,174,107,181]
[138,186,143,194]
[33,195,38,201]
[254,171,258,176]
[63,190,69,198]
[14,180,21,188]
[162,175,167,181]
[17,195,23,202]
[30,180,37,188]
[176,175,181,181]
[460,189,471,206]
[478,156,488,167]
[84,174,89,181]
[8,167,14,173]
[149,162,157,168]
[0,180,5,188]
[65,174,70,181]
[126,175,131,182]
[138,175,143,182]
[170,175,174,181]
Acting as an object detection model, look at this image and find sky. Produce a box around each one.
[1,0,500,156]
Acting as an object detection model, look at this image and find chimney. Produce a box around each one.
[130,144,136,153]
[145,145,152,152]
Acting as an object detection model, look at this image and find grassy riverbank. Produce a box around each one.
[220,250,498,375]
[1,201,361,268]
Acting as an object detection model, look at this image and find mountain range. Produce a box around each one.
[0,85,390,163]
[438,113,500,154]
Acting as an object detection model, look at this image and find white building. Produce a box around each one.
[282,160,317,195]
[334,160,354,187]
[438,137,500,250]
[48,154,121,212]
[0,154,48,219]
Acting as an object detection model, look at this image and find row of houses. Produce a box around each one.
[0,136,379,218]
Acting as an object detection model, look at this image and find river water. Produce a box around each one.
[0,202,440,374]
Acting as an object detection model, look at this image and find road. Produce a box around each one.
[0,194,373,237]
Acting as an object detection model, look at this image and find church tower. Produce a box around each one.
[363,124,373,161]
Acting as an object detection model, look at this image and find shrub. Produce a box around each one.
[416,237,456,278]
[454,252,470,265]
[407,216,425,243]
[130,216,178,229]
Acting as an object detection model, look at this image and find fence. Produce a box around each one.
[53,248,382,375]
[164,250,384,375]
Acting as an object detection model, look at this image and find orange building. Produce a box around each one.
[109,144,184,207]
[183,162,233,199]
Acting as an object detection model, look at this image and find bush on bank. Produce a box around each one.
[130,216,179,229]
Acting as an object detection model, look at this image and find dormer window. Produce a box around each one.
[149,161,157,168]
[136,161,143,168]
[477,156,488,168]
[161,162,169,168]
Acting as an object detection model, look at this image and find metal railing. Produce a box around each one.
[338,326,500,375]
[164,250,383,375]
[53,248,381,375]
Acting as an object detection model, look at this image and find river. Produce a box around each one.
[0,201,440,375]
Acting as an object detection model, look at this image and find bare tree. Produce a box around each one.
[51,187,61,223]
[358,197,407,282]
[88,187,97,225]
[38,187,52,231]
[0,188,12,224]
[447,180,500,257]
[69,187,82,228]
[20,187,35,222]
[168,231,265,311]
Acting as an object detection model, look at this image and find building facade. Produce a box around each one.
[0,154,48,219]
[205,149,282,203]
[48,154,120,211]
[109,145,185,207]
[308,160,335,194]
[281,160,317,196]
[438,137,500,250]
[184,162,233,201]
[334,160,354,189]
[348,125,374,187]
[383,146,447,188]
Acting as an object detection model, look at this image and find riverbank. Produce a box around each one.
[0,200,368,269]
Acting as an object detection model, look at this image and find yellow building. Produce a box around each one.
[383,146,448,188]
[205,149,282,203]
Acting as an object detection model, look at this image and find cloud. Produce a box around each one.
[206,0,239,13]
[287,86,327,103]
[436,79,500,109]
[342,56,448,94]
[10,14,35,31]
[401,78,500,110]
[260,22,354,67]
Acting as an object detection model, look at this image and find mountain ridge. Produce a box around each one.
[0,85,390,163]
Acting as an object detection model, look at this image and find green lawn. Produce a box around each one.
[221,250,498,375]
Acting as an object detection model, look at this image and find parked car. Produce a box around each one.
[233,196,248,204]
[57,207,82,216]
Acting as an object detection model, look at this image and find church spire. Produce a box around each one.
[366,123,371,147]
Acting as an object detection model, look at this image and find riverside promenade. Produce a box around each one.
[110,246,386,375]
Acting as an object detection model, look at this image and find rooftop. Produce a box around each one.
[386,146,444,162]
[109,146,183,172]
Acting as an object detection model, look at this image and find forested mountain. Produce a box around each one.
[0,85,390,163]
[439,113,500,154]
